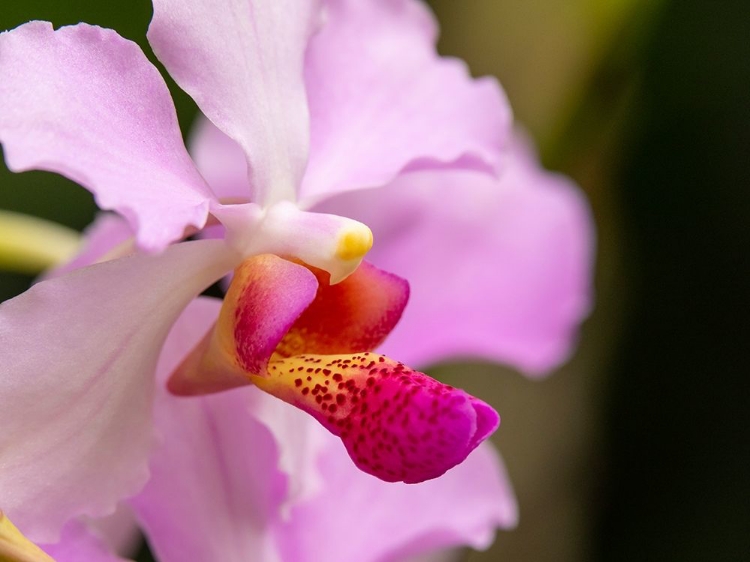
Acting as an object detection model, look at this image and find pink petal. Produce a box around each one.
[148,0,322,205]
[0,240,237,543]
[0,22,215,251]
[46,212,132,279]
[83,504,141,558]
[189,117,251,203]
[131,298,286,562]
[299,0,511,204]
[259,352,499,483]
[315,133,595,375]
[246,389,331,509]
[278,439,517,562]
[41,520,130,562]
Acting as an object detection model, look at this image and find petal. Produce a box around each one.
[278,439,517,562]
[148,0,322,205]
[0,239,238,542]
[299,0,511,204]
[0,22,215,251]
[131,298,285,562]
[41,520,130,562]
[255,352,499,483]
[189,117,250,203]
[45,213,132,279]
[82,504,140,558]
[246,390,331,510]
[314,133,595,375]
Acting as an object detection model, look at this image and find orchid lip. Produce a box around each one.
[169,254,499,483]
[256,352,500,484]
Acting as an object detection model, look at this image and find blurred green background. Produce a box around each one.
[1,1,748,561]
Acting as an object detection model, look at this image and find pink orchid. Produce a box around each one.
[0,0,593,555]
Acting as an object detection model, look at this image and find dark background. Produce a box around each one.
[1,1,748,560]
[594,0,750,560]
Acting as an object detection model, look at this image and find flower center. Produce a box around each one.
[211,200,373,283]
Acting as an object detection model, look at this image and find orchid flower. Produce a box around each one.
[0,0,516,543]
[0,0,594,554]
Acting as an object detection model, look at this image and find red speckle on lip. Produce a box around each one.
[260,353,499,483]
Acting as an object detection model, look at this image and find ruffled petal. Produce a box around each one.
[46,213,132,278]
[299,0,511,204]
[82,504,140,558]
[41,520,130,562]
[0,240,238,542]
[246,390,330,510]
[148,0,322,205]
[278,438,517,562]
[256,352,498,483]
[131,298,285,562]
[0,22,215,251]
[315,133,595,375]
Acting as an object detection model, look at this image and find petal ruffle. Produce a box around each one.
[299,0,511,204]
[41,520,130,562]
[148,0,322,205]
[315,133,595,375]
[131,298,286,562]
[0,22,215,251]
[278,438,517,562]
[47,213,132,278]
[0,240,237,542]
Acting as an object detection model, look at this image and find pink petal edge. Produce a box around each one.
[148,0,322,205]
[299,0,511,204]
[277,435,517,562]
[131,298,287,562]
[0,240,237,543]
[0,22,216,251]
[315,131,595,375]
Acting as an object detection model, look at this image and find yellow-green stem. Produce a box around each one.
[0,210,80,275]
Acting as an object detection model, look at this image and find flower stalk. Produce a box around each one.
[0,211,79,275]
